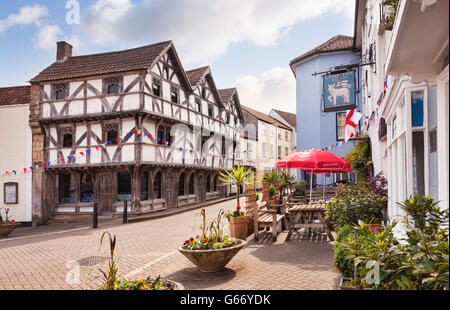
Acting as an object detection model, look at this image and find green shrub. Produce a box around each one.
[325,183,387,229]
[268,185,277,198]
[341,196,449,290]
[294,181,307,196]
[334,225,366,278]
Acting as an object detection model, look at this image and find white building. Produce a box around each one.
[355,0,449,222]
[0,86,32,225]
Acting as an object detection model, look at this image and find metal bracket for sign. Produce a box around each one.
[311,62,375,77]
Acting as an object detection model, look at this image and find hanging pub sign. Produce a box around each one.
[323,70,356,112]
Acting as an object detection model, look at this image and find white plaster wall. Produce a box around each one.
[87,98,102,114]
[123,94,140,110]
[87,79,102,97]
[0,104,32,222]
[124,74,139,92]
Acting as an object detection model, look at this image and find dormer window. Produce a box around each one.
[62,127,73,147]
[170,87,178,104]
[106,77,120,94]
[54,84,67,100]
[153,78,161,97]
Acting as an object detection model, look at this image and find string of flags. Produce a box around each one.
[0,128,243,178]
[364,75,389,130]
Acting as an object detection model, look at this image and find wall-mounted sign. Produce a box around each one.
[4,182,18,204]
[323,70,356,112]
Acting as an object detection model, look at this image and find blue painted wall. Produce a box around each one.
[294,51,362,185]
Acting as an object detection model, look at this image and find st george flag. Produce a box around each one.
[345,109,362,142]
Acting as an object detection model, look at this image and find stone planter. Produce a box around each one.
[0,223,19,237]
[178,240,246,273]
[229,217,248,240]
[339,276,372,290]
[169,280,185,290]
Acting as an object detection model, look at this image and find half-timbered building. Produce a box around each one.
[28,41,245,223]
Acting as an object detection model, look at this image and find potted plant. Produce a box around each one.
[218,164,255,209]
[225,206,247,240]
[95,231,184,290]
[178,208,246,273]
[218,165,255,239]
[268,185,277,205]
[0,208,19,237]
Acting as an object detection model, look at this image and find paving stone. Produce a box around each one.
[0,199,340,290]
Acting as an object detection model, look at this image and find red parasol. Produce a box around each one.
[276,149,352,201]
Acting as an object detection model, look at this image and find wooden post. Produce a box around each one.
[92,202,98,228]
[123,200,128,224]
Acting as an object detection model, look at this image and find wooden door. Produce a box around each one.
[198,175,206,202]
[165,173,177,208]
[98,173,114,214]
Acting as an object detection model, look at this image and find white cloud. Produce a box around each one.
[235,67,296,114]
[0,4,49,34]
[81,0,354,64]
[34,25,63,51]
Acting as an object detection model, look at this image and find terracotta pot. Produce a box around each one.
[246,216,254,236]
[178,240,246,273]
[0,223,20,237]
[367,224,383,234]
[229,216,248,240]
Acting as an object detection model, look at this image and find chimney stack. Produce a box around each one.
[56,41,73,61]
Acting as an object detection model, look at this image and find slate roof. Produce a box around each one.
[30,41,173,83]
[290,35,354,67]
[241,105,291,130]
[272,109,297,129]
[0,86,30,106]
[185,66,210,86]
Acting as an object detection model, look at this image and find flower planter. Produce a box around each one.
[246,216,254,236]
[367,224,383,234]
[178,240,246,273]
[229,217,248,240]
[339,276,372,290]
[0,223,19,237]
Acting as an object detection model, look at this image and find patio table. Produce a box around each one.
[285,203,334,241]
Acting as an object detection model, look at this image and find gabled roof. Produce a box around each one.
[186,66,210,87]
[218,88,245,123]
[271,109,297,129]
[289,35,354,75]
[218,88,236,103]
[30,40,173,83]
[0,86,30,106]
[241,105,291,130]
[186,66,224,109]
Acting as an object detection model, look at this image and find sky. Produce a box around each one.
[0,0,355,114]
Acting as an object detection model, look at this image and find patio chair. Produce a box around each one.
[253,198,287,242]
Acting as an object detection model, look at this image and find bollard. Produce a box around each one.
[93,202,98,228]
[123,200,128,224]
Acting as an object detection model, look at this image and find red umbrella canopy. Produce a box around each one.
[276,149,352,173]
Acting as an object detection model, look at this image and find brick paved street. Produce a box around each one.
[0,199,340,290]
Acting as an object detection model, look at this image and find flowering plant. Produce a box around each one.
[0,208,16,225]
[182,208,238,250]
[183,235,238,250]
[100,276,172,291]
[224,206,246,221]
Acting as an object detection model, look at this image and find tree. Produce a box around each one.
[218,165,255,207]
